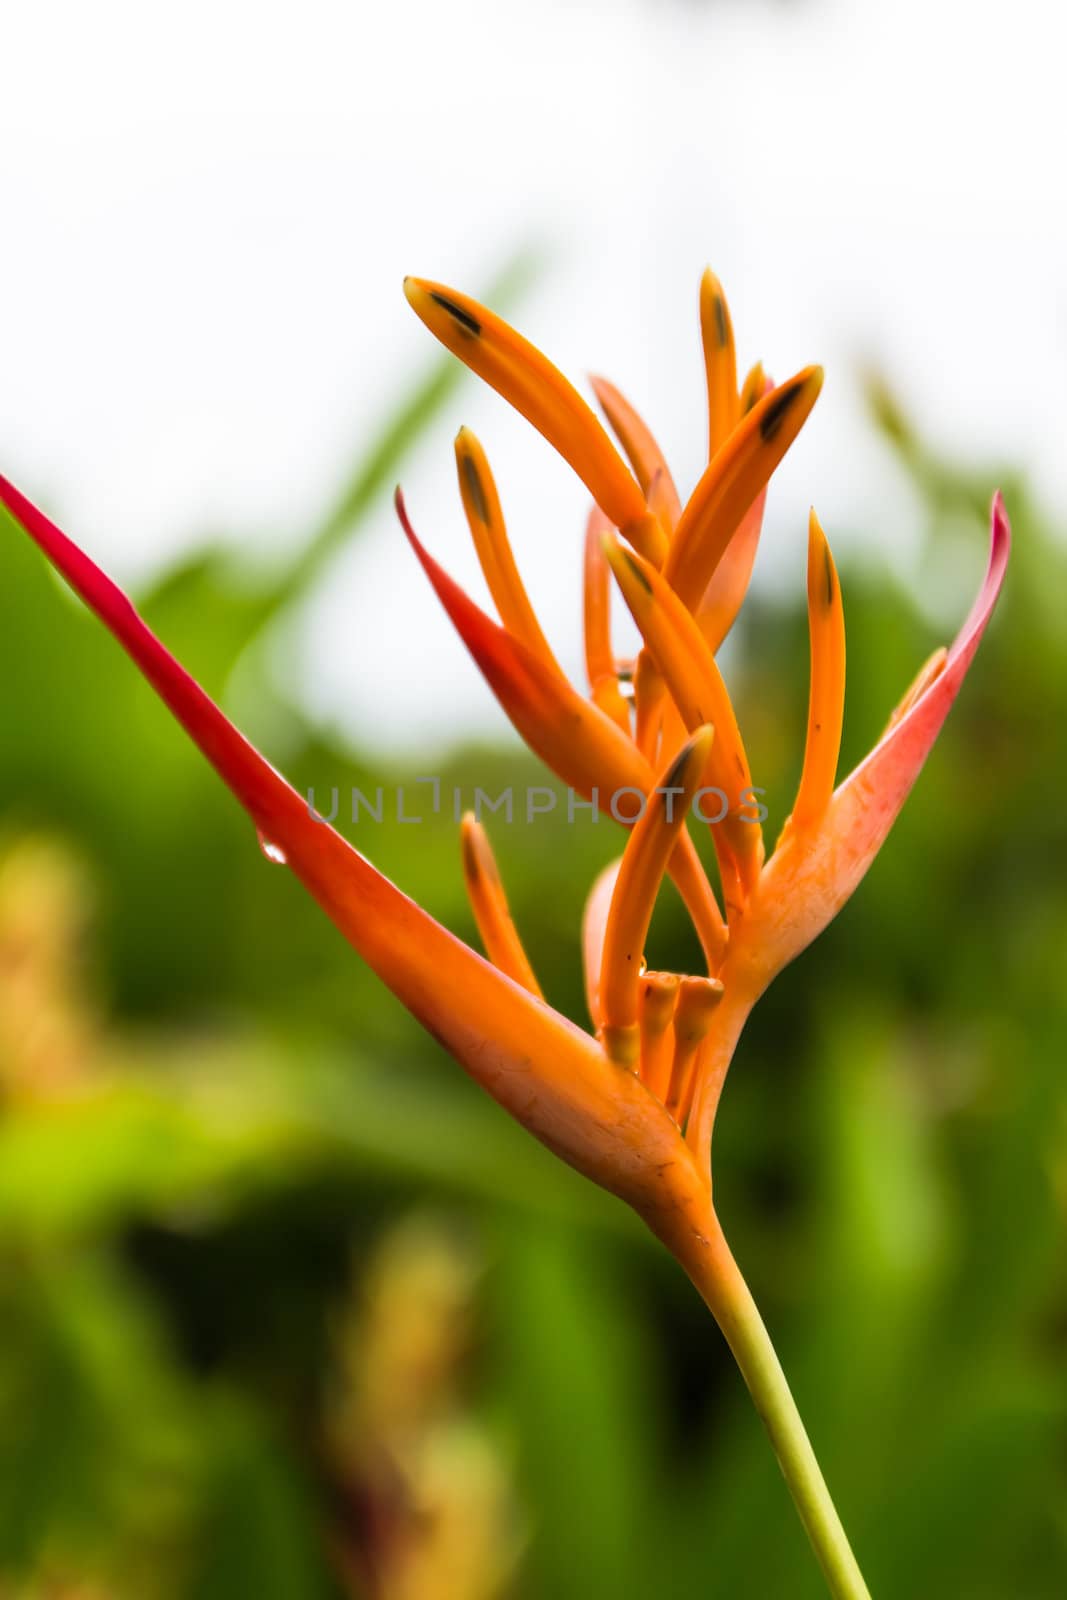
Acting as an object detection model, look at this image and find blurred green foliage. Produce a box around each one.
[1,329,1065,1599]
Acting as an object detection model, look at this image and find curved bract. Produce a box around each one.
[748,493,1010,984]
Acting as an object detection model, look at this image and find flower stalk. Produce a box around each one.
[670,1207,872,1600]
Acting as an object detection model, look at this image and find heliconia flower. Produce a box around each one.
[0,268,1008,1600]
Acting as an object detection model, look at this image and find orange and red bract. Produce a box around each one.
[0,276,1009,1507]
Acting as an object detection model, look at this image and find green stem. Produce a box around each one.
[676,1209,872,1599]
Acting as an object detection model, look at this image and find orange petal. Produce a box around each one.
[695,491,766,655]
[460,813,543,997]
[739,361,768,416]
[791,510,846,832]
[398,493,728,967]
[590,676,631,734]
[700,268,739,458]
[693,370,771,653]
[589,375,683,535]
[603,537,763,907]
[581,857,621,1026]
[633,649,667,765]
[404,278,665,564]
[666,977,724,1123]
[454,428,560,676]
[583,504,631,733]
[599,728,714,1062]
[402,490,650,802]
[583,503,616,685]
[753,495,1010,982]
[664,367,824,610]
[0,472,678,1197]
[657,695,692,771]
[646,468,679,545]
[639,972,680,1102]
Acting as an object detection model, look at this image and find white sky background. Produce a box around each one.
[2,0,1063,756]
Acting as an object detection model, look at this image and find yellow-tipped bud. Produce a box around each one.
[405,278,662,559]
[791,510,847,832]
[666,366,824,610]
[700,268,739,458]
[454,428,560,676]
[739,360,768,415]
[590,375,682,536]
[885,646,948,732]
[460,815,543,998]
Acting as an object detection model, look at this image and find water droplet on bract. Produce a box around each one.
[256,832,288,866]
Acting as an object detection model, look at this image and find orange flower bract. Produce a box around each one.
[0,269,1009,1600]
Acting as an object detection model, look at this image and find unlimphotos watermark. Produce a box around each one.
[306,779,767,827]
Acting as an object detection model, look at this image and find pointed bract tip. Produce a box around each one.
[751,365,823,446]
[454,424,486,461]
[599,529,625,568]
[394,486,424,555]
[991,489,1011,547]
[403,275,482,333]
[940,489,1009,673]
[609,539,653,595]
[699,267,729,340]
[460,809,501,887]
[807,507,829,559]
[662,726,713,793]
[781,365,824,405]
[685,722,715,770]
[739,361,769,415]
[662,723,713,792]
[699,265,725,301]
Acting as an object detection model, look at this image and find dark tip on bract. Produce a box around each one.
[623,551,653,595]
[662,744,694,792]
[713,293,728,349]
[759,382,799,443]
[461,452,490,523]
[460,821,479,878]
[429,291,481,337]
[823,542,835,607]
[462,816,500,887]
